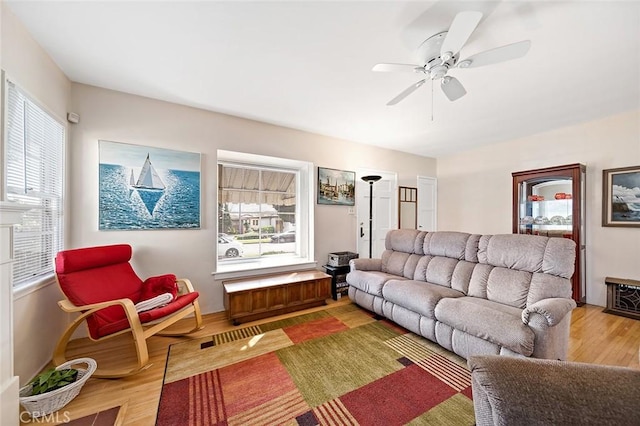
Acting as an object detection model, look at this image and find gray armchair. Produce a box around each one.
[468,355,640,426]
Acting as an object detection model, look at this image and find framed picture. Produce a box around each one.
[602,165,640,227]
[317,167,355,206]
[99,140,201,230]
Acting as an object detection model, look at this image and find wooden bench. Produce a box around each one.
[223,270,332,325]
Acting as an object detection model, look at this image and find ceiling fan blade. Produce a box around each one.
[372,63,423,73]
[460,40,531,68]
[441,11,483,57]
[440,76,467,101]
[387,79,427,106]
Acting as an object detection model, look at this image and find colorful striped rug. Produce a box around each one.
[156,304,474,425]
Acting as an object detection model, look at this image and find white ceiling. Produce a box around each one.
[6,1,640,158]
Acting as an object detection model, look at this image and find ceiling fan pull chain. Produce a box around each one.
[431,79,434,121]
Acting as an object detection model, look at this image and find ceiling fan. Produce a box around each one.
[373,11,531,105]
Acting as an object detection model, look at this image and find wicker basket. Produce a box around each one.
[328,251,358,267]
[19,358,97,418]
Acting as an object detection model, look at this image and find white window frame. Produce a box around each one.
[214,150,315,279]
[2,74,65,292]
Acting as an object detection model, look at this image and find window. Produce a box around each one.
[4,78,65,288]
[216,150,314,274]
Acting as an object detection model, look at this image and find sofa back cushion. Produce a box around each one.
[470,265,534,309]
[475,234,575,308]
[381,230,427,278]
[385,229,426,254]
[423,232,480,262]
[381,250,411,277]
[477,234,575,278]
[487,268,532,308]
[527,273,573,305]
[412,256,475,294]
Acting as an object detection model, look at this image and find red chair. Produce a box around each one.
[54,244,203,378]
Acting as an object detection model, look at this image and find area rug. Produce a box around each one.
[156,304,474,425]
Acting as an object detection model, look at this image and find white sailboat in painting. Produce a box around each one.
[131,153,165,191]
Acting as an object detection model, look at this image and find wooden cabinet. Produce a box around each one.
[223,270,331,325]
[512,163,586,305]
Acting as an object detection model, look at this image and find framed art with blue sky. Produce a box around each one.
[98,140,201,230]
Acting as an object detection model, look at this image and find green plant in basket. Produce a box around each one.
[28,368,78,396]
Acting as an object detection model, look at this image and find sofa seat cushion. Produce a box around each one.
[383,280,465,319]
[435,297,535,356]
[347,270,404,296]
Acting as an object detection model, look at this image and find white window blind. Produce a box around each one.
[5,79,65,288]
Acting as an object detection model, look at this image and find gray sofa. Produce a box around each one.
[469,355,640,425]
[347,230,577,360]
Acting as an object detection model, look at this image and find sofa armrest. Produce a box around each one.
[349,258,382,272]
[522,297,576,326]
[468,355,640,426]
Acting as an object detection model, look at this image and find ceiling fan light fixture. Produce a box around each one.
[430,65,448,80]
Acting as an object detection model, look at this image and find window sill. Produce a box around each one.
[213,259,318,281]
[13,274,56,300]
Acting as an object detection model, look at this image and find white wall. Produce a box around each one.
[1,4,71,383]
[437,110,640,307]
[69,83,437,315]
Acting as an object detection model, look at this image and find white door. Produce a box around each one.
[417,176,437,232]
[356,170,397,259]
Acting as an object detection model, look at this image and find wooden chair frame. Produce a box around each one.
[54,278,204,378]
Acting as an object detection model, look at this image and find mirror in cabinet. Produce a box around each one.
[512,164,586,305]
[517,180,573,237]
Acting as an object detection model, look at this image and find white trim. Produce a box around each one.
[12,274,55,300]
[355,168,398,258]
[218,150,307,170]
[1,71,7,202]
[0,201,32,225]
[417,175,437,232]
[212,260,318,281]
[3,77,66,289]
[2,73,67,126]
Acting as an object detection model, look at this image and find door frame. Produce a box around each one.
[417,175,437,232]
[356,168,397,259]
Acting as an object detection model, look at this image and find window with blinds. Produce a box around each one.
[4,79,65,288]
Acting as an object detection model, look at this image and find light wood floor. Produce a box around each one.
[21,301,640,425]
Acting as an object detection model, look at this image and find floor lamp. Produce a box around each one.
[361,175,381,258]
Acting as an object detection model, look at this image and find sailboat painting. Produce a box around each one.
[99,140,201,230]
[130,154,166,191]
